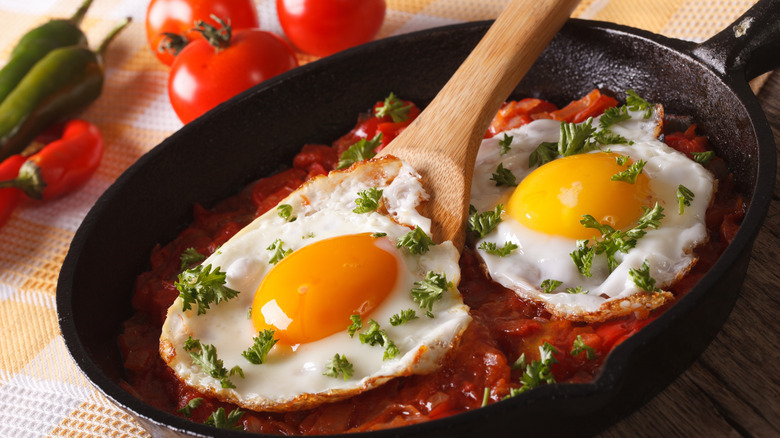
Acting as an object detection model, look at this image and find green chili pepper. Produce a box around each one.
[0,0,93,106]
[0,17,131,161]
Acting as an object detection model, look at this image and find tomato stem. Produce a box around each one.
[158,32,189,57]
[192,15,232,52]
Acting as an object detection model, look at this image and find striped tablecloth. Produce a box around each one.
[0,0,762,436]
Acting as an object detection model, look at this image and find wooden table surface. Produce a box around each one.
[599,72,780,437]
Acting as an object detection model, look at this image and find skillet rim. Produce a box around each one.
[56,16,777,438]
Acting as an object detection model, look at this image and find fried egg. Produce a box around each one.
[470,106,715,322]
[159,156,470,412]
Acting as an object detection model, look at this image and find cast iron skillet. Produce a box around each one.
[58,0,779,436]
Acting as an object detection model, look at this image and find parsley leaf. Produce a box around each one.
[176,264,240,315]
[570,240,595,278]
[566,286,588,294]
[558,118,597,157]
[411,271,451,316]
[478,240,518,257]
[676,185,695,214]
[626,89,653,118]
[390,309,418,326]
[336,133,383,169]
[594,129,630,145]
[571,335,597,360]
[358,319,399,360]
[183,337,240,389]
[599,105,631,129]
[611,159,646,184]
[397,226,435,255]
[529,141,558,168]
[490,162,518,186]
[242,329,278,365]
[615,155,629,166]
[572,203,665,276]
[347,314,362,337]
[629,260,661,293]
[177,398,203,417]
[267,239,292,265]
[507,342,559,396]
[179,247,206,270]
[498,133,513,155]
[540,279,562,293]
[353,187,383,214]
[371,232,387,238]
[375,92,411,123]
[692,150,715,165]
[323,354,354,381]
[277,204,296,222]
[205,407,244,430]
[469,204,504,238]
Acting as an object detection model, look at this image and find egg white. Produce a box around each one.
[159,157,471,412]
[470,107,716,321]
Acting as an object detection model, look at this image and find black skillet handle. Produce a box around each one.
[691,0,780,80]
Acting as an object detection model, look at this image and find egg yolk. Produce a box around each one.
[252,233,399,345]
[507,152,652,239]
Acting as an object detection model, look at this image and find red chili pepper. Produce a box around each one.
[0,119,103,200]
[0,154,27,229]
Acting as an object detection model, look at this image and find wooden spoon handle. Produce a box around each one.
[380,0,579,248]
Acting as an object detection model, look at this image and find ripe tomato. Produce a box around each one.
[168,23,298,124]
[276,0,386,57]
[145,0,259,66]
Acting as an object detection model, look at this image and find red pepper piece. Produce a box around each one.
[0,119,103,200]
[0,154,27,229]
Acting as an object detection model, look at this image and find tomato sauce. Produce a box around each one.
[118,91,744,434]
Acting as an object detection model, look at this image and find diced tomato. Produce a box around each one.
[293,144,339,173]
[486,98,558,137]
[250,168,307,206]
[534,89,618,123]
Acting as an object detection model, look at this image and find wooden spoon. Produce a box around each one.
[377,0,580,250]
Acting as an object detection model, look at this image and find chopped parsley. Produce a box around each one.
[241,329,278,365]
[277,204,296,222]
[469,204,504,238]
[506,342,559,397]
[626,89,653,118]
[179,247,206,270]
[692,150,715,165]
[566,286,588,294]
[478,240,518,257]
[358,319,399,360]
[490,162,518,186]
[177,397,203,417]
[267,239,292,265]
[593,129,630,146]
[481,387,491,407]
[528,141,558,168]
[336,133,382,169]
[615,155,630,166]
[347,314,362,337]
[323,354,354,381]
[498,133,513,155]
[375,92,411,122]
[183,337,242,389]
[540,279,562,293]
[411,271,451,317]
[205,407,244,430]
[629,260,661,293]
[571,335,597,360]
[611,159,646,183]
[599,105,631,129]
[371,232,387,238]
[397,226,435,254]
[558,118,598,157]
[353,187,383,214]
[390,308,418,326]
[176,264,240,315]
[572,203,665,275]
[676,185,695,214]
